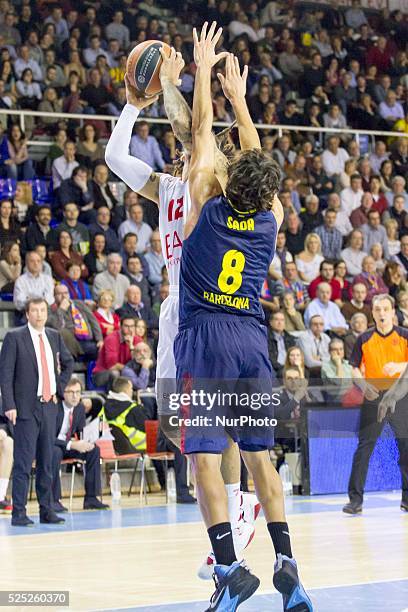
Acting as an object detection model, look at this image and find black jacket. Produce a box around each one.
[0,326,74,419]
[103,396,148,432]
[267,329,296,375]
[55,402,86,451]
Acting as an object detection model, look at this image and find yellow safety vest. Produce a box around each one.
[100,403,146,451]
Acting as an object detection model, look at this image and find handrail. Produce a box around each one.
[0,107,406,148]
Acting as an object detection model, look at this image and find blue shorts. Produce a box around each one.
[174,313,276,454]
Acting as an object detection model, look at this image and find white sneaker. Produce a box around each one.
[197,552,216,581]
[241,493,261,527]
[197,494,261,581]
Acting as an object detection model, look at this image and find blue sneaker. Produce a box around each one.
[205,560,260,611]
[273,554,313,611]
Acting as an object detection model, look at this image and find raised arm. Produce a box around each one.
[217,54,260,150]
[160,47,192,152]
[217,54,284,228]
[105,78,161,205]
[186,22,228,237]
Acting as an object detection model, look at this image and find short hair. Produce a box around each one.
[124,232,138,242]
[350,173,361,181]
[25,297,48,313]
[66,261,80,271]
[283,365,301,379]
[120,315,137,325]
[63,201,78,210]
[372,294,395,309]
[107,253,122,263]
[111,376,132,394]
[329,338,344,350]
[350,312,368,325]
[225,149,281,213]
[65,377,83,391]
[319,259,334,271]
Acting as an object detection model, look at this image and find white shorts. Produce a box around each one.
[156,287,179,416]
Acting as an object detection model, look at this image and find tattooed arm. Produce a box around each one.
[160,48,192,152]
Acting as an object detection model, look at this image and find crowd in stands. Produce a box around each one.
[0,1,405,411]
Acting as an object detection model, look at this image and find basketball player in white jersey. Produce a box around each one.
[105,48,259,579]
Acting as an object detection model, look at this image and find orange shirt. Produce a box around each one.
[350,326,408,389]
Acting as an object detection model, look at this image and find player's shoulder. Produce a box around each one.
[159,173,185,193]
[358,327,377,345]
[393,325,408,340]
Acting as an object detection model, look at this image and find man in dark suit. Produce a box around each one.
[52,378,108,512]
[0,298,74,526]
[267,311,296,376]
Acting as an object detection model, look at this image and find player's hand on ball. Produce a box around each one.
[124,73,159,110]
[377,392,397,422]
[193,21,228,68]
[159,46,184,86]
[217,54,248,102]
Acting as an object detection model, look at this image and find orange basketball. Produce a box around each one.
[126,40,171,96]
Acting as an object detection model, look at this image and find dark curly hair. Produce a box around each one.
[225,149,282,213]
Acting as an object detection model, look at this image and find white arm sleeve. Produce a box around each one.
[105,103,153,193]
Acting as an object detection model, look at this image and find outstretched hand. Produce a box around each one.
[217,54,248,102]
[160,46,185,86]
[193,21,228,68]
[124,73,159,110]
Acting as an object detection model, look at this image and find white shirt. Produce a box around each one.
[58,401,74,450]
[321,148,350,176]
[335,210,353,237]
[27,323,56,397]
[340,187,364,215]
[340,247,367,277]
[52,156,79,189]
[304,299,348,331]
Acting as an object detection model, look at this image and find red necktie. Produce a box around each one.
[39,333,52,402]
[66,411,73,441]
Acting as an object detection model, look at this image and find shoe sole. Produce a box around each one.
[342,508,362,515]
[273,569,312,612]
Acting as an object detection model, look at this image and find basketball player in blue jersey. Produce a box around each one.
[175,23,313,611]
[105,47,261,577]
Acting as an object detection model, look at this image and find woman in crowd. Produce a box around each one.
[338,158,358,190]
[38,87,63,128]
[46,128,67,172]
[61,261,93,301]
[0,241,21,292]
[334,260,350,302]
[93,289,120,338]
[369,175,388,215]
[63,49,87,86]
[5,124,34,180]
[383,261,407,300]
[281,291,305,332]
[84,232,108,280]
[0,59,16,97]
[12,182,33,225]
[76,124,104,169]
[384,219,401,257]
[295,233,324,284]
[370,243,386,275]
[16,68,42,110]
[49,230,88,281]
[0,199,22,247]
[379,159,394,192]
[284,346,308,380]
[352,255,389,303]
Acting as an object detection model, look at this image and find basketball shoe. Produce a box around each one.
[205,560,260,611]
[273,554,313,611]
[198,493,261,580]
